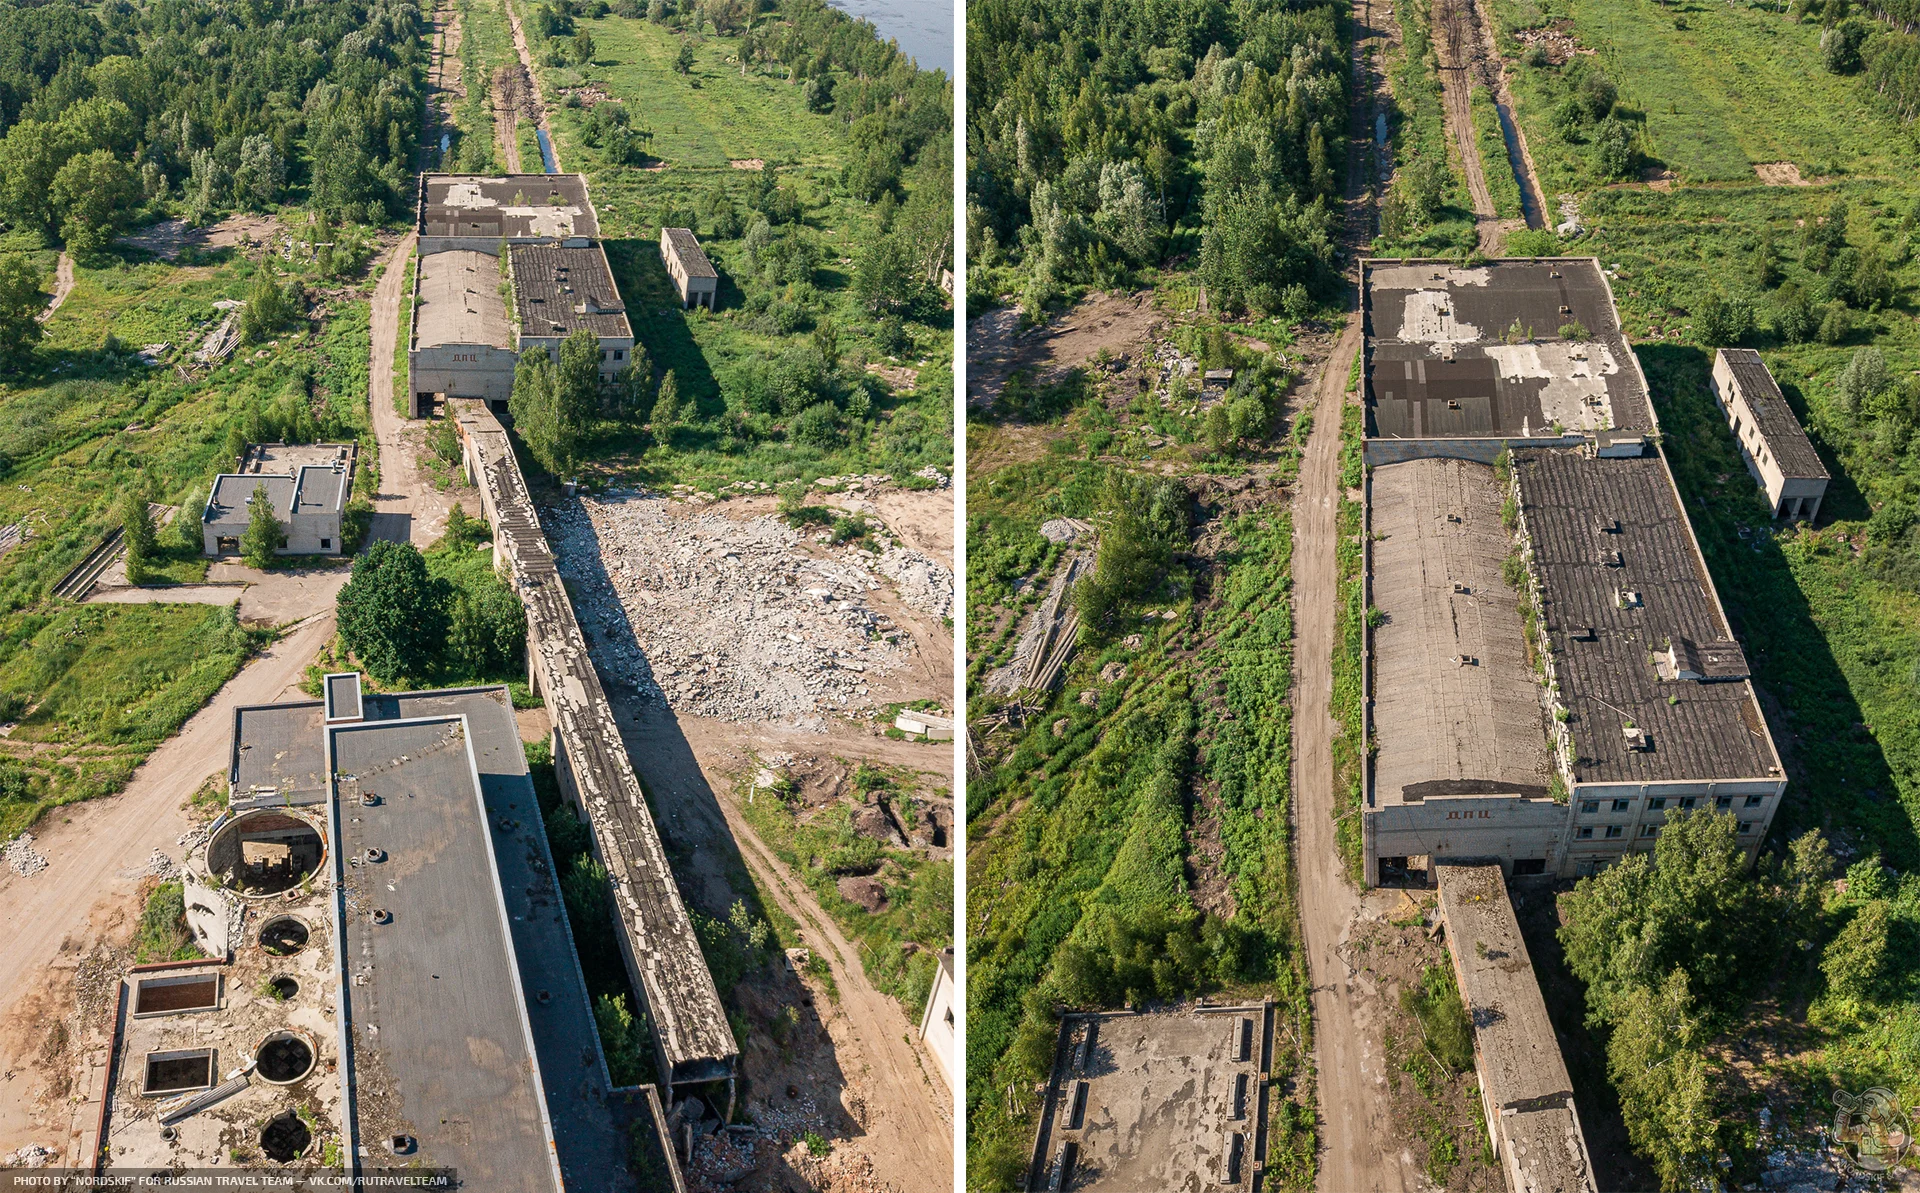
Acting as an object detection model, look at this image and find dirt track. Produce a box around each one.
[35,254,72,325]
[369,233,462,546]
[617,706,955,1191]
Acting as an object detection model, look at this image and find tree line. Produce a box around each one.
[0,0,425,257]
[967,0,1346,315]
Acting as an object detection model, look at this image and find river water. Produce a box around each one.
[827,0,952,75]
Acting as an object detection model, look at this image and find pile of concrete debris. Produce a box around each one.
[3,832,48,877]
[545,492,917,725]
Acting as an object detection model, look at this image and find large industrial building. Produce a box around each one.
[407,174,634,418]
[98,676,667,1185]
[1359,260,1787,885]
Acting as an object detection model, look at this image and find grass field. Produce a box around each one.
[514,6,954,493]
[0,225,385,837]
[1491,0,1920,188]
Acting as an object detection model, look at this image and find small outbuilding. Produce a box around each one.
[660,227,717,310]
[1710,348,1829,521]
[202,444,356,558]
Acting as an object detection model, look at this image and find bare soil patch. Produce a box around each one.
[729,159,767,170]
[118,213,281,262]
[1756,162,1822,186]
[965,290,1163,409]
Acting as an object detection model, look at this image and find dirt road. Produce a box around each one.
[501,0,558,169]
[1291,322,1422,1193]
[0,614,336,1157]
[616,706,954,1191]
[35,254,73,325]
[1432,0,1500,248]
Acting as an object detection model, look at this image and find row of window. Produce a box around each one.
[1578,794,1764,815]
[1577,821,1756,840]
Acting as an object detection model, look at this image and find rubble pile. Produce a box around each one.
[122,848,177,881]
[875,548,953,619]
[545,492,915,726]
[3,832,48,877]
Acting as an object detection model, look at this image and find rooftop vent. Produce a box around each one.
[1599,549,1623,568]
[1615,588,1642,609]
[1623,726,1650,751]
[1596,517,1619,535]
[1667,637,1751,682]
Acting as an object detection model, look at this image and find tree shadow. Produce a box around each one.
[1775,377,1869,523]
[531,485,866,1153]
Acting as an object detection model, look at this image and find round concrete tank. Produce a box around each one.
[206,809,326,897]
[254,1030,316,1085]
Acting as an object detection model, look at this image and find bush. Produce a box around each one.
[1401,964,1473,1073]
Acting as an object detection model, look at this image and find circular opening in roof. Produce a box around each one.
[268,976,299,1001]
[206,809,326,897]
[259,1110,312,1162]
[258,915,310,957]
[255,1031,315,1085]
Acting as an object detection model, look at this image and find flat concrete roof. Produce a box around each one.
[509,244,633,340]
[324,672,363,722]
[331,708,561,1192]
[1364,259,1654,440]
[1029,1006,1268,1190]
[415,249,512,350]
[245,442,354,473]
[419,174,596,241]
[1436,864,1595,1193]
[662,227,716,278]
[231,700,326,799]
[206,463,348,527]
[1717,349,1828,479]
[452,401,737,1086]
[1516,449,1782,784]
[1372,457,1553,805]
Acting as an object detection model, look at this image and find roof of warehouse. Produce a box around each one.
[1515,448,1781,784]
[662,227,716,278]
[1364,259,1655,440]
[509,244,633,339]
[419,174,596,241]
[1371,457,1554,805]
[414,249,513,350]
[1717,349,1829,479]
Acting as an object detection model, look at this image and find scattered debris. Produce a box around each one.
[3,832,48,877]
[547,492,919,725]
[874,548,953,619]
[122,848,177,881]
[1556,193,1584,238]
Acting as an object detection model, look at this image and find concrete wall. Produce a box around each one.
[418,235,590,256]
[516,335,638,386]
[1368,795,1573,875]
[203,511,344,557]
[409,344,519,418]
[917,961,955,1090]
[1364,434,1586,467]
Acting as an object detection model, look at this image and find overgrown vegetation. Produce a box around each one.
[737,760,952,1020]
[967,0,1347,317]
[516,0,952,492]
[333,516,524,687]
[133,879,203,964]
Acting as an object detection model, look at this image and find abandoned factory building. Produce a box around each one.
[98,674,632,1187]
[407,174,633,418]
[1360,260,1787,885]
[1710,348,1829,521]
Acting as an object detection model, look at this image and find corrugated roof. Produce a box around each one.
[662,227,716,279]
[1515,449,1781,784]
[1717,349,1828,479]
[509,244,633,339]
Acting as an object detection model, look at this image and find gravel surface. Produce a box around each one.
[545,491,937,728]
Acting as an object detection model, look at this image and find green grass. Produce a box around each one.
[737,762,953,1020]
[392,249,415,416]
[1470,86,1525,221]
[1374,0,1479,255]
[1494,0,1920,188]
[133,880,206,964]
[518,10,953,493]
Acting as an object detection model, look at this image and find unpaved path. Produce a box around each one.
[501,0,558,169]
[35,254,72,325]
[1432,0,1500,248]
[1292,320,1421,1193]
[493,66,522,172]
[368,233,460,546]
[0,614,335,1158]
[614,704,953,1192]
[1470,0,1549,231]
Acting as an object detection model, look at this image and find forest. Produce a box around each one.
[0,0,422,269]
[965,0,1347,317]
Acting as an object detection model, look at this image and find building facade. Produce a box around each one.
[201,443,355,557]
[918,949,955,1089]
[660,226,718,310]
[1710,348,1829,521]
